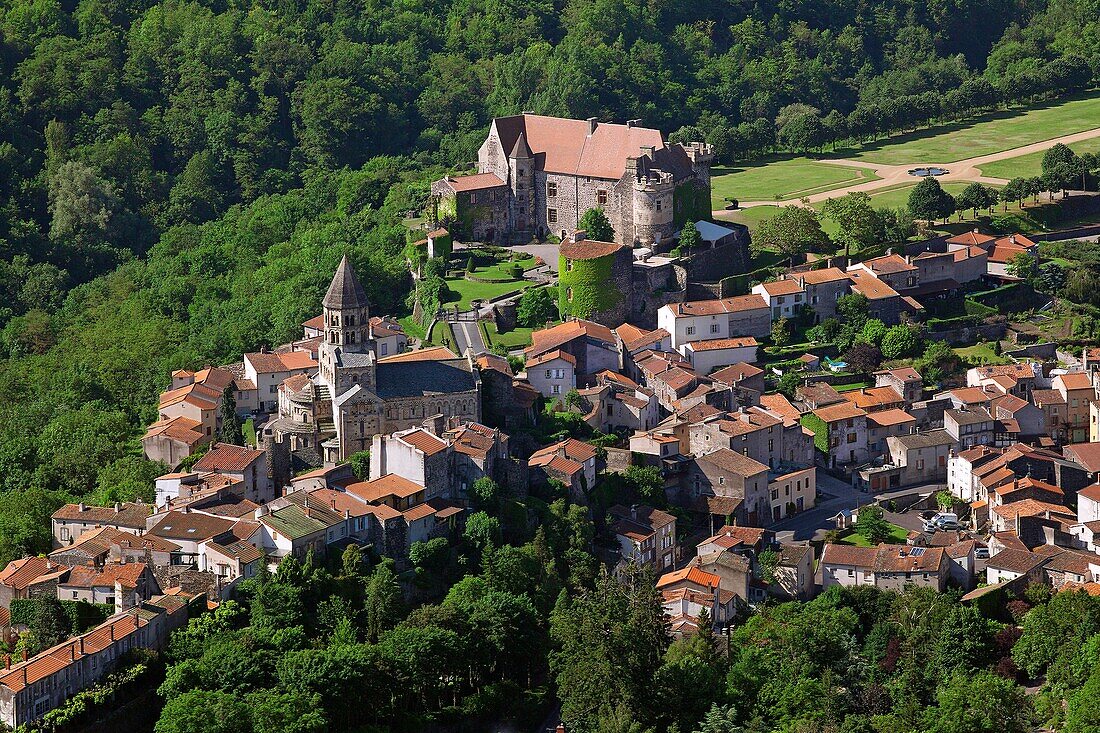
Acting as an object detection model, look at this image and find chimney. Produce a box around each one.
[627,119,642,128]
[79,638,84,655]
[586,117,598,135]
[331,499,337,510]
[109,624,114,641]
[556,724,566,733]
[114,502,121,513]
[630,504,638,520]
[1009,234,1017,244]
[78,502,86,512]
[21,649,27,662]
[4,655,9,669]
[573,230,586,242]
[521,110,535,115]
[640,145,655,158]
[973,227,979,233]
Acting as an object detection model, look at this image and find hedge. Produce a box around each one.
[10,598,114,633]
[963,298,997,318]
[926,314,979,329]
[800,413,830,454]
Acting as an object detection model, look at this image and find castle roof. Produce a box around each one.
[509,131,533,159]
[491,114,681,180]
[323,255,369,310]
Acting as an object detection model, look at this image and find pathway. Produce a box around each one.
[717,126,1100,213]
[451,318,486,356]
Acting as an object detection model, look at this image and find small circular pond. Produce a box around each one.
[907,167,949,177]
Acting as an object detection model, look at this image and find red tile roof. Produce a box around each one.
[346,474,424,503]
[560,236,624,260]
[193,443,265,473]
[442,172,506,192]
[400,429,449,456]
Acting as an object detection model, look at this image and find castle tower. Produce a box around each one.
[508,132,535,239]
[323,255,371,351]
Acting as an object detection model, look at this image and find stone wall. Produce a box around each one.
[604,447,632,473]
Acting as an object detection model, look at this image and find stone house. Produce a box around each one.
[56,562,160,612]
[886,430,955,486]
[526,319,619,384]
[681,337,759,376]
[683,449,770,526]
[874,367,923,407]
[431,114,714,246]
[192,443,274,505]
[944,407,995,448]
[530,439,599,492]
[821,544,947,591]
[0,558,66,609]
[848,254,919,292]
[794,267,852,322]
[809,402,869,468]
[867,409,917,457]
[1053,372,1092,443]
[773,543,814,600]
[767,466,816,522]
[608,504,677,571]
[51,503,152,549]
[845,270,903,324]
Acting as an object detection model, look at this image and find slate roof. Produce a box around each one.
[375,358,476,399]
[323,255,369,309]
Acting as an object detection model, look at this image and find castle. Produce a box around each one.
[430,114,715,246]
[266,256,481,464]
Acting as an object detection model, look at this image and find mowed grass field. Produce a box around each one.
[978,136,1100,179]
[710,157,879,207]
[717,182,982,236]
[841,93,1100,165]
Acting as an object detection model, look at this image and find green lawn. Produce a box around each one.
[954,342,1009,365]
[482,321,558,350]
[243,418,256,447]
[711,157,879,206]
[478,256,537,280]
[841,93,1100,165]
[978,136,1100,180]
[838,523,910,547]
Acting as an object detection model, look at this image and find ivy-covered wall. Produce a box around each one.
[558,253,622,320]
[674,180,711,228]
[800,413,830,454]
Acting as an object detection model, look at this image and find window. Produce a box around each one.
[686,326,696,335]
[545,369,552,379]
[548,208,558,223]
[470,193,477,204]
[656,199,663,211]
[61,527,70,542]
[380,343,388,355]
[847,569,854,577]
[710,324,719,334]
[916,459,925,470]
[771,489,778,500]
[718,476,725,485]
[552,385,561,395]
[566,287,573,301]
[597,190,608,206]
[847,433,857,443]
[547,182,557,197]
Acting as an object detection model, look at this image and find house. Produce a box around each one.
[773,543,815,600]
[1052,372,1092,443]
[608,504,677,571]
[752,279,806,320]
[56,563,160,613]
[243,350,318,413]
[142,415,208,466]
[843,386,905,414]
[886,430,955,486]
[985,233,1038,279]
[0,601,191,730]
[965,363,1037,399]
[947,446,1001,502]
[51,503,152,548]
[656,295,772,349]
[684,449,770,527]
[807,402,869,468]
[985,548,1051,585]
[767,466,816,521]
[821,544,948,591]
[530,439,598,492]
[989,393,1044,445]
[658,567,738,631]
[525,320,619,384]
[867,409,917,457]
[577,373,660,434]
[990,499,1075,534]
[797,381,844,409]
[845,270,904,324]
[191,443,274,505]
[430,113,714,246]
[794,267,851,322]
[875,367,923,407]
[524,350,576,400]
[681,337,759,375]
[710,363,766,403]
[1065,443,1100,484]
[944,407,995,448]
[0,558,66,609]
[848,253,919,292]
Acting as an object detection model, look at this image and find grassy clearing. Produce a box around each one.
[482,321,554,350]
[953,342,1008,365]
[978,136,1100,180]
[710,157,879,206]
[838,94,1100,165]
[243,418,256,447]
[444,275,530,310]
[838,523,910,546]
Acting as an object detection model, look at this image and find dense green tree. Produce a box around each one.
[155,690,253,733]
[907,178,956,222]
[679,221,703,252]
[578,208,614,242]
[925,671,1032,733]
[517,287,558,327]
[218,385,244,446]
[821,193,883,258]
[364,562,403,643]
[753,206,831,258]
[771,316,792,346]
[880,325,919,359]
[854,504,891,545]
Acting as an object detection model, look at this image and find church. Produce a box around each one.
[266,256,481,465]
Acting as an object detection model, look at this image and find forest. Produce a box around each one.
[1,0,1100,728]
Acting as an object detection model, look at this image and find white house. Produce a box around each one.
[656,295,772,350]
[680,337,759,375]
[1079,484,1100,523]
[751,279,806,320]
[524,349,576,399]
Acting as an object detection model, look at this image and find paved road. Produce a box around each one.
[506,243,561,273]
[771,471,866,543]
[451,319,486,356]
[716,126,1100,213]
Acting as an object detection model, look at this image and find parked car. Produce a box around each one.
[974,547,990,560]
